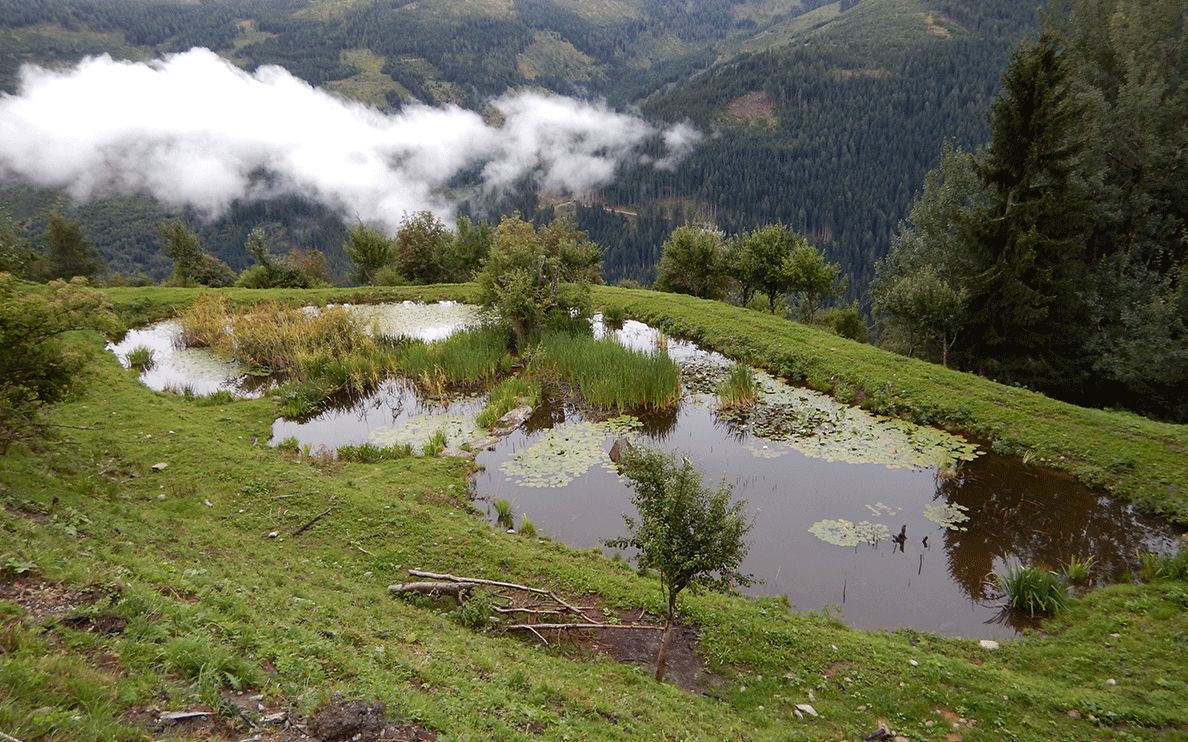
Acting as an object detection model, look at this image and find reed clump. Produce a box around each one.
[125,345,155,372]
[717,363,759,410]
[531,332,680,412]
[989,564,1069,617]
[400,326,514,389]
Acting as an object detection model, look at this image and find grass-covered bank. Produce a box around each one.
[595,287,1188,525]
[0,323,1185,740]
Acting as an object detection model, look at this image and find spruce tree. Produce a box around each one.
[40,211,104,281]
[962,32,1092,389]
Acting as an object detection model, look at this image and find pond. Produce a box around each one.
[111,303,1179,638]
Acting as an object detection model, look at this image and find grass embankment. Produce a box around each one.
[595,287,1188,525]
[0,284,1184,740]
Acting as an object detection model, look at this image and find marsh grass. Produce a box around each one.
[717,363,758,410]
[337,442,413,463]
[519,515,537,538]
[531,332,680,411]
[401,326,513,388]
[125,345,155,372]
[477,377,540,429]
[493,498,514,529]
[177,292,228,348]
[602,305,627,329]
[1139,550,1188,582]
[423,429,449,457]
[990,564,1069,617]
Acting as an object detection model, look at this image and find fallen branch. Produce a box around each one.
[387,581,471,598]
[506,623,662,632]
[492,606,567,616]
[0,731,26,742]
[408,569,594,621]
[292,506,334,537]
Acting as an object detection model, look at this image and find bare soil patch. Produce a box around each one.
[0,576,111,624]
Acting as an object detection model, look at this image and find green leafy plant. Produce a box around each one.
[607,446,752,681]
[989,563,1069,617]
[1063,554,1096,585]
[453,590,493,630]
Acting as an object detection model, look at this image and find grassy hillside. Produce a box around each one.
[1,284,1185,740]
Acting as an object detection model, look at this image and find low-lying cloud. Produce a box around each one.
[0,48,697,229]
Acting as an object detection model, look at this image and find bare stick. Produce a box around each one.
[408,569,594,621]
[492,606,567,616]
[0,731,26,742]
[506,623,662,631]
[292,506,334,536]
[524,626,550,645]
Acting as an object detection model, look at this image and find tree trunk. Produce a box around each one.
[655,596,676,681]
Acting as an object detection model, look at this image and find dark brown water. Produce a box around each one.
[201,311,1176,638]
[472,393,1176,637]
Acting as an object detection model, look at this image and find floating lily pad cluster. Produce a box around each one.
[923,502,971,531]
[370,412,480,453]
[808,519,893,547]
[501,416,642,488]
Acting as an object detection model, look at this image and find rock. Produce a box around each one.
[609,438,635,465]
[861,724,892,740]
[1105,678,1117,686]
[440,448,475,460]
[150,462,168,472]
[267,531,279,538]
[260,711,287,724]
[492,406,533,435]
[202,499,213,508]
[1067,710,1081,719]
[908,659,919,667]
[978,639,1000,650]
[794,704,818,717]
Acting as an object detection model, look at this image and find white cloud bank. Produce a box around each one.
[0,48,697,228]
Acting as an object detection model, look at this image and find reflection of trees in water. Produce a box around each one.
[938,455,1172,605]
[636,403,680,439]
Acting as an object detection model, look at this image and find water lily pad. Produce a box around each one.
[809,519,892,547]
[923,502,971,531]
[370,412,480,453]
[501,417,641,488]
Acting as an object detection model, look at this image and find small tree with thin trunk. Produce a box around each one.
[607,447,751,682]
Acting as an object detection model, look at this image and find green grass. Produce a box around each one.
[337,442,414,463]
[493,498,514,530]
[532,331,681,412]
[1063,555,1096,586]
[595,286,1188,524]
[399,325,514,389]
[1139,550,1188,582]
[0,286,1186,739]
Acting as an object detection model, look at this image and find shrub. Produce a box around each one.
[0,275,117,452]
[989,564,1069,617]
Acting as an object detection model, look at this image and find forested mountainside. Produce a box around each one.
[0,0,1033,288]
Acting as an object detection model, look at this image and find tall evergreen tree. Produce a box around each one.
[961,32,1092,389]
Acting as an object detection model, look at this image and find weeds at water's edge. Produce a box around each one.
[125,345,155,372]
[989,563,1069,617]
[716,363,758,410]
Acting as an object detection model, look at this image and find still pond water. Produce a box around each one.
[110,303,1178,638]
